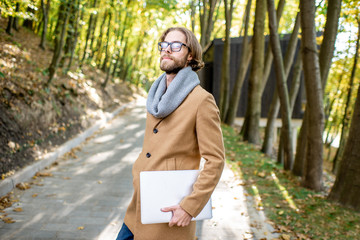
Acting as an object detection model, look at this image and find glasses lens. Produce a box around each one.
[171,43,182,52]
[158,42,169,51]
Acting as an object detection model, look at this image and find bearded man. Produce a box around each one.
[116,27,225,240]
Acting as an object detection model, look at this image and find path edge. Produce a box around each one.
[0,100,136,197]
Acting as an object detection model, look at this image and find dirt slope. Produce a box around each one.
[0,17,145,177]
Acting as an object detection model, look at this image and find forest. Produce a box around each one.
[0,0,359,238]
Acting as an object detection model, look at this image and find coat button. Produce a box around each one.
[153,128,158,134]
[146,153,151,158]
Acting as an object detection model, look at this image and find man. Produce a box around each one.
[116,27,225,240]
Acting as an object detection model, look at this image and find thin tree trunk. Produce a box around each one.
[101,11,112,72]
[319,0,342,88]
[262,12,301,156]
[219,0,235,120]
[66,0,80,72]
[80,0,97,67]
[267,0,293,170]
[48,1,70,84]
[299,0,325,191]
[224,0,252,125]
[242,0,266,144]
[95,9,109,66]
[332,19,360,173]
[6,15,14,35]
[39,0,51,50]
[328,80,360,211]
[294,0,342,177]
[190,0,196,33]
[261,0,286,93]
[12,2,20,31]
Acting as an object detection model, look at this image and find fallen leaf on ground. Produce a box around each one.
[77,226,84,230]
[16,182,31,190]
[32,194,38,198]
[35,172,53,177]
[281,234,291,240]
[3,217,15,223]
[13,207,23,212]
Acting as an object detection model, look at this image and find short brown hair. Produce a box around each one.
[160,27,204,72]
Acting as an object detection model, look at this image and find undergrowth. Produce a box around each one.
[222,124,360,240]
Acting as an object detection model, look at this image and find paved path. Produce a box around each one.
[0,98,277,240]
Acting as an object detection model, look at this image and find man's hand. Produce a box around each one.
[161,205,192,227]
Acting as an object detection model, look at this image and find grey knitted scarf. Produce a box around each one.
[147,66,200,118]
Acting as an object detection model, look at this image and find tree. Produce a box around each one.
[299,0,325,191]
[266,0,293,170]
[332,17,360,173]
[199,0,220,49]
[39,0,51,50]
[261,12,301,158]
[242,0,266,144]
[219,0,235,120]
[293,0,342,177]
[80,0,98,67]
[328,79,360,211]
[224,0,252,125]
[48,0,70,84]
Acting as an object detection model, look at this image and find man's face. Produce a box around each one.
[160,30,192,74]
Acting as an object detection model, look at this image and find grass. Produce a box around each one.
[222,124,360,240]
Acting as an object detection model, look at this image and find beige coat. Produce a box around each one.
[124,85,225,240]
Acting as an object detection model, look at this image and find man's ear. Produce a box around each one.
[187,54,193,61]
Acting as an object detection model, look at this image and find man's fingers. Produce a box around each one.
[161,206,176,212]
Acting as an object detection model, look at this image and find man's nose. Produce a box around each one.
[164,45,172,53]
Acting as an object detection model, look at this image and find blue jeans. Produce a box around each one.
[116,223,134,240]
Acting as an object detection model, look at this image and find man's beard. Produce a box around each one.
[160,54,188,74]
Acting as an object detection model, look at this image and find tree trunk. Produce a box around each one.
[39,0,51,50]
[48,1,70,84]
[242,0,266,144]
[101,11,113,72]
[219,0,235,120]
[332,19,360,173]
[199,0,219,48]
[262,12,301,156]
[95,9,109,66]
[328,82,360,211]
[294,0,342,177]
[80,0,98,67]
[65,0,81,72]
[190,0,196,33]
[60,0,77,68]
[299,0,325,191]
[12,2,20,31]
[261,0,286,93]
[6,15,14,35]
[319,0,342,88]
[267,0,293,170]
[224,0,252,125]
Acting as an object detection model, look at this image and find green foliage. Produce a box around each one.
[222,124,360,240]
[0,72,5,78]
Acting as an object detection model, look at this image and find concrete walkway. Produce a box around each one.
[0,98,277,240]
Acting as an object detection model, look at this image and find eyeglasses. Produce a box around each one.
[158,41,191,52]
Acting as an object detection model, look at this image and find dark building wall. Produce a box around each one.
[199,35,305,119]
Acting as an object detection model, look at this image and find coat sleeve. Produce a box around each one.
[179,93,225,217]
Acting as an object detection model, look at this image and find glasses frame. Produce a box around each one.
[158,41,191,52]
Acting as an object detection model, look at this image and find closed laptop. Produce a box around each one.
[140,170,212,224]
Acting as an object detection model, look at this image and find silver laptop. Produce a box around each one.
[140,170,213,224]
